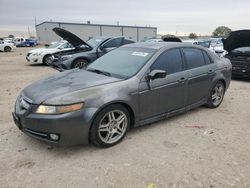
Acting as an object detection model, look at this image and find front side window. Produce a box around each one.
[151,49,183,75]
[183,48,206,69]
[87,38,106,48]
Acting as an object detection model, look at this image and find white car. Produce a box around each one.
[26,41,73,65]
[0,41,16,52]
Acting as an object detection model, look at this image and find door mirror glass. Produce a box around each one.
[147,70,167,80]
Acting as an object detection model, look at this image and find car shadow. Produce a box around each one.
[26,64,46,67]
[20,106,207,156]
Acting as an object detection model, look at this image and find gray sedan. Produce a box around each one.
[12,42,232,147]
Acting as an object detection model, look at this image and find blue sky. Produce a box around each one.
[0,0,249,35]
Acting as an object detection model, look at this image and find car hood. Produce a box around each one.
[22,69,121,104]
[53,27,92,49]
[28,48,59,54]
[223,30,250,52]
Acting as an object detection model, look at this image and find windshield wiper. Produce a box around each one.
[87,68,111,76]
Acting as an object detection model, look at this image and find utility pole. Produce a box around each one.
[28,26,31,38]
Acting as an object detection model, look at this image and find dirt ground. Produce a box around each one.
[0,47,250,188]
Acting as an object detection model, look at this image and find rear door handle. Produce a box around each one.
[178,77,186,83]
[207,70,214,74]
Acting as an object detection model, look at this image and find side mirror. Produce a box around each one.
[147,70,167,80]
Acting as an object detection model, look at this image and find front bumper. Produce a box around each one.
[232,66,250,78]
[12,107,98,146]
[49,57,72,72]
[26,54,43,64]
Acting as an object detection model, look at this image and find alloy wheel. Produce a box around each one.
[75,61,87,69]
[98,110,128,144]
[44,55,53,65]
[211,82,224,106]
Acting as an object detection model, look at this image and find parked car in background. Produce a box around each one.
[146,38,163,42]
[162,35,182,42]
[224,30,250,78]
[16,39,38,47]
[12,42,231,147]
[182,39,199,44]
[50,27,135,70]
[0,40,16,52]
[14,37,26,46]
[4,38,14,43]
[26,41,74,65]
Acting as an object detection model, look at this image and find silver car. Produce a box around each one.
[12,42,232,147]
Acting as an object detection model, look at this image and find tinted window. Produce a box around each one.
[103,38,123,48]
[123,39,134,45]
[183,48,206,69]
[151,49,183,74]
[203,51,212,64]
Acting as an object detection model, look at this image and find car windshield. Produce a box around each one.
[87,38,106,47]
[47,42,64,49]
[87,47,156,78]
[232,47,250,53]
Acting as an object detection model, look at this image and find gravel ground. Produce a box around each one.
[0,47,250,188]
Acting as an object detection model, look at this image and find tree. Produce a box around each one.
[8,34,14,38]
[189,33,198,39]
[212,26,232,37]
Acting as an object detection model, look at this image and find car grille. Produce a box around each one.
[25,128,48,139]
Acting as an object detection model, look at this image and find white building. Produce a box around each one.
[36,21,157,44]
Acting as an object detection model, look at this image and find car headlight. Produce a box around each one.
[35,103,84,114]
[61,55,73,61]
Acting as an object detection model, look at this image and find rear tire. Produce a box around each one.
[4,46,11,52]
[72,59,88,69]
[90,104,130,148]
[206,81,225,108]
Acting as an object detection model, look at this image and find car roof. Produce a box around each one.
[123,42,207,50]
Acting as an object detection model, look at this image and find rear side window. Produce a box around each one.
[203,51,212,64]
[123,39,134,45]
[151,48,183,75]
[103,38,123,48]
[183,48,206,69]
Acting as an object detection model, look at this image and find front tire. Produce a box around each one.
[90,104,130,148]
[72,59,88,69]
[206,81,225,108]
[43,55,53,65]
[4,46,11,52]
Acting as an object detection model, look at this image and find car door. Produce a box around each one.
[182,48,216,106]
[138,48,188,120]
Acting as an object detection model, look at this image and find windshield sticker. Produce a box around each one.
[95,39,102,42]
[132,52,149,57]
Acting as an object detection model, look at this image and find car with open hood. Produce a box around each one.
[12,42,231,147]
[26,40,74,65]
[223,30,250,78]
[49,27,135,70]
